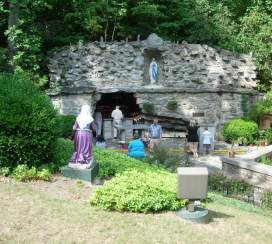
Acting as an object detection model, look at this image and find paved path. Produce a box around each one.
[191,155,223,174]
[187,145,272,176]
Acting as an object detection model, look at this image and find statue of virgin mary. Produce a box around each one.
[149,58,158,84]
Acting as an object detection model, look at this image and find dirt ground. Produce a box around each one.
[1,175,272,244]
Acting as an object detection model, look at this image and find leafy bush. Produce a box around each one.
[12,164,51,182]
[147,145,190,172]
[93,147,164,178]
[56,114,76,138]
[0,138,71,179]
[0,47,8,71]
[208,173,253,197]
[0,73,57,169]
[261,192,272,210]
[166,100,178,111]
[248,92,272,122]
[223,118,258,145]
[49,138,73,173]
[259,128,272,145]
[258,155,272,166]
[90,169,187,213]
[91,149,188,213]
[142,102,154,114]
[37,168,52,181]
[0,167,10,177]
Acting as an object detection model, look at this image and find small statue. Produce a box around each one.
[149,58,158,84]
[69,105,96,169]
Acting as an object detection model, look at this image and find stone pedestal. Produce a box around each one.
[177,167,208,200]
[176,207,209,224]
[62,162,99,183]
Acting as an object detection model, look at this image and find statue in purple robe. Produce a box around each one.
[69,105,96,169]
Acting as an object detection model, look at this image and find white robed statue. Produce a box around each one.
[149,58,158,84]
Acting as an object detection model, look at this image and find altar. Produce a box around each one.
[103,118,149,141]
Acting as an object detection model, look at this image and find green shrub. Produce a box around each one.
[259,128,272,145]
[91,149,188,213]
[48,138,73,173]
[148,145,190,172]
[56,114,76,138]
[261,192,272,210]
[0,73,57,169]
[0,47,8,71]
[0,167,10,176]
[248,91,272,122]
[12,164,52,182]
[208,173,253,197]
[258,155,272,165]
[37,168,52,181]
[166,100,178,111]
[223,118,258,145]
[90,169,187,213]
[93,147,164,178]
[142,102,154,114]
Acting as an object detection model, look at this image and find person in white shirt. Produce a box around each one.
[111,105,124,139]
[202,127,212,155]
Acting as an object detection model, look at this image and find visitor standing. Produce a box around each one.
[128,133,145,158]
[69,105,96,169]
[111,105,124,139]
[148,119,162,150]
[187,120,200,158]
[202,127,212,155]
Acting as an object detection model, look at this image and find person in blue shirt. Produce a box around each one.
[128,133,145,158]
[148,118,162,150]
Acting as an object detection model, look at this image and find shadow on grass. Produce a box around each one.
[208,209,234,222]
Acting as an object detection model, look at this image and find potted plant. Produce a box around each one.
[166,100,178,111]
[143,102,154,114]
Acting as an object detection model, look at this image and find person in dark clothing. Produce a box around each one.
[187,120,200,158]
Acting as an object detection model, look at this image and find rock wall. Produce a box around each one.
[50,91,255,135]
[49,33,257,91]
[48,34,259,134]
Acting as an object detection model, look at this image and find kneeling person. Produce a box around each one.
[128,133,145,158]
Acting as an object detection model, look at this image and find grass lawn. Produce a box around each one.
[1,175,272,244]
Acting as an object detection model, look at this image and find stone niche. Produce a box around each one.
[47,33,260,136]
[143,48,163,85]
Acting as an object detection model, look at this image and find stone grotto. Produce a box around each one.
[47,33,259,141]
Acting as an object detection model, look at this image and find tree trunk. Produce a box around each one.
[103,0,109,42]
[104,20,108,42]
[7,0,19,71]
[111,16,116,42]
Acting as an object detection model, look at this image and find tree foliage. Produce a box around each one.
[249,91,272,121]
[0,0,271,90]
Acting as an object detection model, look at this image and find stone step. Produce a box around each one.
[62,162,99,183]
